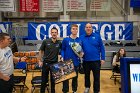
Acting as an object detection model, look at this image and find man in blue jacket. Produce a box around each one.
[61,24,83,93]
[81,23,105,93]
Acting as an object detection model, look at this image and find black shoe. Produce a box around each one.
[119,88,121,91]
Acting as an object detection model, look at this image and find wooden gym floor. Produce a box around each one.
[13,70,120,93]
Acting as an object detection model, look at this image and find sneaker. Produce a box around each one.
[84,88,90,93]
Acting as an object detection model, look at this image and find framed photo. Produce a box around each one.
[50,60,76,84]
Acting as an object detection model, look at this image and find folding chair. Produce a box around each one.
[31,63,49,93]
[110,65,121,84]
[13,62,28,93]
[110,52,121,84]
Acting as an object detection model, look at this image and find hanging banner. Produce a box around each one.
[0,0,15,12]
[0,22,12,33]
[20,0,39,12]
[66,0,86,11]
[90,0,111,11]
[28,22,133,40]
[42,0,63,12]
[130,0,140,8]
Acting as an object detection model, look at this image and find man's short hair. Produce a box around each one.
[0,33,9,41]
[71,24,78,28]
[51,27,58,32]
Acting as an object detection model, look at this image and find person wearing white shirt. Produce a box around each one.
[0,33,26,93]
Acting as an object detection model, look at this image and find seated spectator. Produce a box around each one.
[112,48,126,73]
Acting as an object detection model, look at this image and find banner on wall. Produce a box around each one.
[130,0,140,8]
[28,22,133,40]
[0,22,12,33]
[20,0,39,12]
[0,0,16,12]
[65,0,86,11]
[42,0,63,12]
[90,0,111,11]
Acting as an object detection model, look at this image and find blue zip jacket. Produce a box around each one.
[61,37,82,66]
[80,32,105,61]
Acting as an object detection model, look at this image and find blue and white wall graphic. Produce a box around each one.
[0,22,12,33]
[28,22,133,40]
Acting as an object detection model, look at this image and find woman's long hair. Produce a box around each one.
[116,48,126,62]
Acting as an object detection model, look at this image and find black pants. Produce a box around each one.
[83,61,101,93]
[62,66,79,93]
[41,62,56,93]
[0,74,14,93]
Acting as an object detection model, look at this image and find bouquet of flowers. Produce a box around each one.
[71,42,84,74]
[71,42,83,58]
